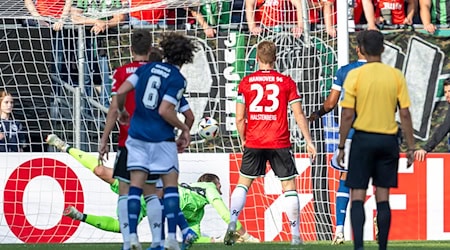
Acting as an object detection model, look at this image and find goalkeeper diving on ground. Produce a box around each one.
[46,134,259,244]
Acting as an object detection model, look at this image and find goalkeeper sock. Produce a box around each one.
[163,186,180,240]
[350,200,365,250]
[284,190,300,238]
[118,195,130,249]
[335,179,350,232]
[146,194,162,248]
[376,201,391,250]
[128,186,142,234]
[84,214,120,233]
[229,184,248,222]
[67,146,99,172]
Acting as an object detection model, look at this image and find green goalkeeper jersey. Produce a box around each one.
[179,182,242,242]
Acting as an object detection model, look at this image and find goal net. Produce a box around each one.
[0,0,343,244]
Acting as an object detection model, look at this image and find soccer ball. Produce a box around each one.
[197,117,220,140]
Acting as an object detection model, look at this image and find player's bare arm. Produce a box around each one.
[309,88,340,122]
[337,107,354,168]
[236,102,246,146]
[116,80,134,125]
[99,94,120,160]
[159,100,190,149]
[399,108,415,167]
[291,101,317,161]
[182,108,195,130]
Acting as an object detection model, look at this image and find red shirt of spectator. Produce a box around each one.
[111,61,147,146]
[129,0,165,24]
[35,0,65,18]
[375,0,406,24]
[323,0,364,24]
[254,0,298,27]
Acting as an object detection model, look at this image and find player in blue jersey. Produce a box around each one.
[308,31,366,245]
[116,32,198,250]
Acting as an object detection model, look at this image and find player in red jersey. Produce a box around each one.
[224,41,316,246]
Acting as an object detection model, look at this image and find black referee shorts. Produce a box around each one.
[345,131,399,189]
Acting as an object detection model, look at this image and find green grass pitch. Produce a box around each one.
[2,241,450,250]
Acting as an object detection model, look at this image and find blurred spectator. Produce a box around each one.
[128,0,166,27]
[188,1,232,38]
[322,0,366,37]
[363,0,416,30]
[245,0,305,37]
[71,0,126,107]
[362,0,380,30]
[0,91,28,152]
[374,0,416,27]
[24,0,72,94]
[419,0,450,34]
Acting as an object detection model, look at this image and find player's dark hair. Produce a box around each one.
[159,32,198,67]
[360,30,384,56]
[197,173,220,183]
[257,40,276,64]
[131,29,152,56]
[444,78,450,86]
[149,47,163,63]
[355,30,365,49]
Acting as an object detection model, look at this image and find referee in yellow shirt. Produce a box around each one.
[336,30,415,250]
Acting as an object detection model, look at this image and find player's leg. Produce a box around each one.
[63,205,120,232]
[46,134,114,184]
[143,181,163,249]
[126,137,153,250]
[113,146,132,250]
[333,172,349,245]
[372,134,399,250]
[270,148,302,245]
[226,148,265,246]
[345,131,375,250]
[161,171,181,250]
[154,141,182,250]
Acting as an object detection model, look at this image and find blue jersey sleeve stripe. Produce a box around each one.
[127,74,139,88]
[163,95,179,106]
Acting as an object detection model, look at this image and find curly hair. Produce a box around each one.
[149,47,163,63]
[159,32,198,67]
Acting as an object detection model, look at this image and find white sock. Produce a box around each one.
[284,190,300,238]
[229,184,248,222]
[336,225,344,234]
[118,195,130,249]
[145,194,162,247]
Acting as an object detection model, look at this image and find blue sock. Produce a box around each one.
[159,199,166,242]
[128,186,143,234]
[178,211,189,233]
[164,186,180,239]
[336,179,350,228]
